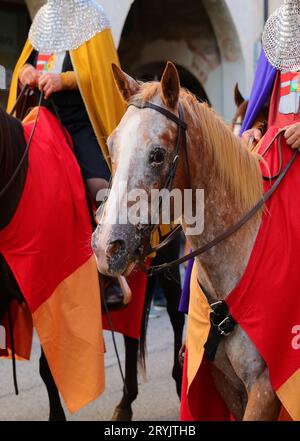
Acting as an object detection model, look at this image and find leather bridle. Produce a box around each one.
[128,102,297,278]
[128,101,187,253]
[129,101,187,196]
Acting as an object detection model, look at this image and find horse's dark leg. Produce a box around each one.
[39,349,66,421]
[112,267,154,421]
[112,336,139,421]
[160,273,185,398]
[157,238,185,398]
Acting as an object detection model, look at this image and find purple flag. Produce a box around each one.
[241,49,276,133]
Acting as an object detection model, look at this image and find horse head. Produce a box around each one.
[92,62,185,277]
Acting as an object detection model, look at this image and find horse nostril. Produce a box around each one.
[106,240,126,258]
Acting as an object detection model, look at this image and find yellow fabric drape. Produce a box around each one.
[60,71,78,90]
[70,29,126,169]
[186,264,211,391]
[7,39,33,114]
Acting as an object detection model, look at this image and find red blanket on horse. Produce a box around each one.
[181,127,300,420]
[0,107,104,413]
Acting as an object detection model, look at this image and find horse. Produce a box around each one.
[0,102,183,421]
[92,61,284,421]
[232,83,249,136]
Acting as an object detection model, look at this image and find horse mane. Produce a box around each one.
[133,82,263,212]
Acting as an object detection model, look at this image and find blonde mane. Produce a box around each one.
[133,82,263,212]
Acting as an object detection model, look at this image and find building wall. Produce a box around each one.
[105,0,247,120]
[100,0,273,119]
[270,0,283,13]
[25,0,45,18]
[0,1,31,105]
[21,0,285,119]
[118,1,223,103]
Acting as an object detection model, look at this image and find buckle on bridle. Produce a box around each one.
[209,301,236,337]
[210,301,223,312]
[217,317,232,336]
[209,301,225,327]
[172,154,179,165]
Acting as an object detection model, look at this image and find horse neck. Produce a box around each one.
[0,113,28,230]
[181,105,262,299]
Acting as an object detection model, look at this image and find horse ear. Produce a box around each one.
[112,64,140,102]
[160,62,180,109]
[234,83,245,107]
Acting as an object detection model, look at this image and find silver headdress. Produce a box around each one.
[262,0,300,71]
[29,0,110,53]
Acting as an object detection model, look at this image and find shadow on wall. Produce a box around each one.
[118,0,221,88]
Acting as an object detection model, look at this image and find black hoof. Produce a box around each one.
[112,404,133,421]
[172,365,183,399]
[49,408,67,422]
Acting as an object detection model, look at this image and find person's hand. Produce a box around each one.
[241,128,262,147]
[19,64,38,88]
[38,73,63,99]
[284,123,300,150]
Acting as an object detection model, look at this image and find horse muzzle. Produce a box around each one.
[92,224,143,277]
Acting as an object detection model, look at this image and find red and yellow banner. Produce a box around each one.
[0,108,104,413]
[181,128,300,421]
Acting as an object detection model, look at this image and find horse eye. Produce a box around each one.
[149,147,165,165]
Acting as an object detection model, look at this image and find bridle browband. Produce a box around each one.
[128,102,297,277]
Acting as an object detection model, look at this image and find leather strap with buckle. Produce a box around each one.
[204,300,237,362]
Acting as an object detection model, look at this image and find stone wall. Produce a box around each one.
[22,0,280,119]
[119,0,221,86]
[25,0,45,19]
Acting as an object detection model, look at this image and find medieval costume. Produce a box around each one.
[180,0,300,421]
